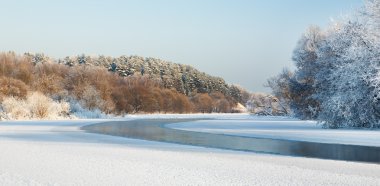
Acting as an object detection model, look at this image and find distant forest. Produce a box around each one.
[0,51,289,120]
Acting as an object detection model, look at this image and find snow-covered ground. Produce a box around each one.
[167,117,380,147]
[0,115,379,185]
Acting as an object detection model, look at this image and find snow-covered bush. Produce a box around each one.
[0,77,29,100]
[246,93,289,116]
[1,92,70,120]
[80,85,107,111]
[2,96,30,119]
[69,99,110,119]
[27,92,70,119]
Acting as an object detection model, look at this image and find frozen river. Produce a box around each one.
[82,118,380,163]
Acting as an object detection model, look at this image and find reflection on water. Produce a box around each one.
[81,119,380,164]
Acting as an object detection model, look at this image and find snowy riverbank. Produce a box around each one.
[0,115,379,185]
[167,117,380,147]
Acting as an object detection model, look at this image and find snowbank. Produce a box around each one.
[167,118,380,147]
[123,113,293,120]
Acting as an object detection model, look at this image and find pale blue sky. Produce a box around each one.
[0,0,363,92]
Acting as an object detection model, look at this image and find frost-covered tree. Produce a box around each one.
[77,54,87,65]
[246,93,288,116]
[268,26,324,119]
[24,52,50,64]
[269,0,380,128]
[313,1,380,128]
[290,26,324,119]
[314,19,377,128]
[265,68,292,115]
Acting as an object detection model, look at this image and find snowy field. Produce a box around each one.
[0,114,379,185]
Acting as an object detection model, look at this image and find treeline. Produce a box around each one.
[268,0,380,128]
[23,53,245,103]
[0,52,239,119]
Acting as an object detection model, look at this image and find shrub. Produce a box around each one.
[191,93,213,113]
[2,97,30,119]
[1,92,70,120]
[0,52,34,84]
[0,77,29,100]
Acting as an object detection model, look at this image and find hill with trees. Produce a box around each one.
[54,54,246,103]
[0,52,252,120]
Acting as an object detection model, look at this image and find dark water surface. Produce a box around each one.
[81,119,380,164]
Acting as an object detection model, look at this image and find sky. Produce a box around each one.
[0,0,363,92]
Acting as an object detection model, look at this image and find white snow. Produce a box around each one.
[0,115,379,185]
[167,117,380,147]
[124,113,256,120]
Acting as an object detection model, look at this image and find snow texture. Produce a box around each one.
[0,115,379,185]
[168,117,380,147]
